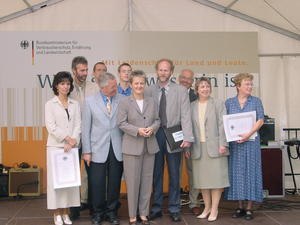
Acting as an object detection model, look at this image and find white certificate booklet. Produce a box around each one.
[223,111,257,142]
[50,148,81,189]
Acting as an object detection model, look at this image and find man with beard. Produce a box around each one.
[144,59,194,222]
[69,56,99,221]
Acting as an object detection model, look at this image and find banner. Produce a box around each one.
[0,31,259,163]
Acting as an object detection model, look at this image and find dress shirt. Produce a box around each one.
[158,80,171,101]
[73,81,86,107]
[100,91,113,107]
[118,84,132,96]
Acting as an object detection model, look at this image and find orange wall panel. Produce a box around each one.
[2,127,189,195]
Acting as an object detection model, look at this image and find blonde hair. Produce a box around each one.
[234,73,254,93]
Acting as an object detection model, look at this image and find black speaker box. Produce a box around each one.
[259,123,275,145]
[0,173,8,197]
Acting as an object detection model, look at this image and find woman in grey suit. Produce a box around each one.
[117,70,160,225]
[185,77,229,222]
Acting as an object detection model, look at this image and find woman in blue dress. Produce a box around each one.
[224,73,264,220]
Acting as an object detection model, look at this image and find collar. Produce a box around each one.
[52,95,75,104]
[100,91,113,102]
[117,84,132,96]
[234,94,252,102]
[158,80,171,92]
[74,80,86,91]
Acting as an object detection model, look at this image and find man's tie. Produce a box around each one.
[159,87,167,127]
[78,86,84,107]
[107,97,111,115]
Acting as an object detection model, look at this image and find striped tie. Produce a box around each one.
[159,87,167,127]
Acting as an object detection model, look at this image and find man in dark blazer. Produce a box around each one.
[178,69,198,102]
[82,72,125,225]
[144,59,194,222]
[178,69,201,215]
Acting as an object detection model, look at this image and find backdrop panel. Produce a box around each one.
[0,31,259,192]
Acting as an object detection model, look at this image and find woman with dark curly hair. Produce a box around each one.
[45,71,81,225]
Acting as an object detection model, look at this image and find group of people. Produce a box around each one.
[45,56,264,225]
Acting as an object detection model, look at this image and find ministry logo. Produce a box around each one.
[20,40,29,49]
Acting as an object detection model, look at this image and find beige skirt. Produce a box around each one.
[192,142,230,189]
[47,147,80,209]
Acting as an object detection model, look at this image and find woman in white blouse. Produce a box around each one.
[45,71,81,225]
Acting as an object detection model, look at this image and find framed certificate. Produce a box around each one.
[50,148,81,189]
[223,111,257,142]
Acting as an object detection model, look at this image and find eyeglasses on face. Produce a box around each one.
[180,76,193,81]
[121,70,131,74]
[241,83,254,87]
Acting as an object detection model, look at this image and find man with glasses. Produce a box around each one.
[117,63,132,96]
[178,69,201,215]
[178,69,198,103]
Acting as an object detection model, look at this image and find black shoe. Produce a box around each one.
[232,208,246,218]
[107,214,120,225]
[69,211,80,221]
[245,210,254,220]
[136,214,142,222]
[80,203,89,211]
[92,215,104,224]
[147,211,162,221]
[170,212,181,222]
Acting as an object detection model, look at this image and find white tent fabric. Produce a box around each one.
[1,0,300,188]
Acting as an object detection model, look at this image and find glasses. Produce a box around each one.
[180,76,193,82]
[242,83,254,87]
[121,70,131,74]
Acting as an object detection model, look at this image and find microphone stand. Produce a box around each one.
[13,180,39,200]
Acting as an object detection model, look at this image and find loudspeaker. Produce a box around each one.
[0,173,8,197]
[259,123,275,145]
[9,168,42,196]
[261,147,284,197]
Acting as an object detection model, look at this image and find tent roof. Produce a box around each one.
[194,0,300,40]
[1,0,300,40]
[0,0,63,23]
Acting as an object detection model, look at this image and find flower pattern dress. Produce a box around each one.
[224,95,264,202]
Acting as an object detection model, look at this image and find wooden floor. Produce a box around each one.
[1,192,300,225]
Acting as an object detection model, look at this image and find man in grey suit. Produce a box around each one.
[144,59,194,222]
[82,72,125,225]
[178,69,201,215]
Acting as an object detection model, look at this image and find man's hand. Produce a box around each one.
[185,151,190,158]
[180,141,191,148]
[83,153,92,167]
